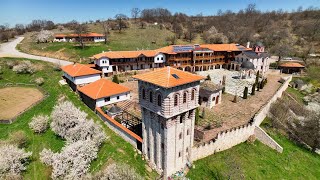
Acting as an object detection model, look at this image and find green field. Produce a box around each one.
[187,119,320,179]
[17,23,197,62]
[0,58,157,179]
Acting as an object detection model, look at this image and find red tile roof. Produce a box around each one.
[92,50,160,59]
[279,62,305,68]
[133,66,205,88]
[78,79,130,99]
[62,63,101,77]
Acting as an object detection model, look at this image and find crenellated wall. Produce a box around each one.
[191,75,292,161]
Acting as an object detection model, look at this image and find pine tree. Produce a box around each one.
[195,107,200,125]
[243,86,248,99]
[112,75,120,84]
[251,83,256,95]
[255,70,260,85]
[257,81,261,91]
[222,86,226,94]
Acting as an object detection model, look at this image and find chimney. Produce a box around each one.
[246,42,250,48]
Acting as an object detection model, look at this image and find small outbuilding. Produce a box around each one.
[279,62,305,74]
[62,63,101,91]
[199,80,223,109]
[78,78,131,110]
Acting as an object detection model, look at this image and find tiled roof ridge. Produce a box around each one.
[95,79,105,99]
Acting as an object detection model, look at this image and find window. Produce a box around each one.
[161,57,163,60]
[161,143,164,149]
[191,90,195,100]
[212,96,215,101]
[105,97,110,102]
[149,91,153,103]
[178,151,181,157]
[157,94,162,106]
[161,124,164,129]
[187,129,189,135]
[183,92,187,103]
[117,96,120,100]
[186,147,189,153]
[174,94,179,106]
[157,57,159,60]
[142,89,146,99]
[180,115,183,123]
[179,133,182,139]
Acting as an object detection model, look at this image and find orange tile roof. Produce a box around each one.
[133,66,205,88]
[92,50,160,59]
[96,107,142,142]
[54,33,104,38]
[62,63,101,77]
[201,44,248,52]
[78,79,130,99]
[279,62,305,68]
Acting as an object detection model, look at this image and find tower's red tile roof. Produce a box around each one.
[133,66,205,88]
[279,62,305,68]
[62,63,101,77]
[78,79,130,99]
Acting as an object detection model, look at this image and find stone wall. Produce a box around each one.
[254,126,283,153]
[191,76,292,161]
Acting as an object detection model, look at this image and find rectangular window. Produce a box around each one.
[117,96,120,100]
[105,97,110,102]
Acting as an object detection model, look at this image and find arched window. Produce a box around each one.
[149,91,153,103]
[157,94,162,106]
[174,94,179,106]
[183,92,187,103]
[142,89,146,99]
[212,96,216,101]
[191,90,195,100]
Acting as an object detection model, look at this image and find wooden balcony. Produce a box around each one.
[168,57,192,61]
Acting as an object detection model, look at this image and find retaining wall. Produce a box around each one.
[191,76,291,161]
[254,126,283,153]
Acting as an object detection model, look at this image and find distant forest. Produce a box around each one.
[1,4,320,58]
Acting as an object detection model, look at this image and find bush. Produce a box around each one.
[247,135,256,144]
[8,131,28,148]
[6,61,18,69]
[29,115,49,133]
[34,77,44,86]
[12,61,35,74]
[195,107,200,125]
[243,86,248,99]
[0,144,32,175]
[40,140,98,179]
[0,66,2,74]
[112,75,120,84]
[207,75,211,81]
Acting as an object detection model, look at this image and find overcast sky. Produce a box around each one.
[1,0,319,25]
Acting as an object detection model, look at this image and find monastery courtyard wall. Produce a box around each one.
[192,75,292,161]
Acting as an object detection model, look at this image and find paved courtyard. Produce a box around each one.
[198,69,257,97]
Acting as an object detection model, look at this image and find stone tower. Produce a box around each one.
[133,67,204,177]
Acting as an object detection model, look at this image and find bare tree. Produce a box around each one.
[73,22,89,49]
[185,20,196,42]
[114,14,128,33]
[131,8,141,23]
[100,19,110,44]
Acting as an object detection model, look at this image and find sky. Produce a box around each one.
[1,0,320,25]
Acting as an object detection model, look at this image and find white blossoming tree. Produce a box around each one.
[40,140,98,179]
[36,30,54,43]
[29,114,49,133]
[51,101,106,145]
[0,144,32,176]
[12,61,35,74]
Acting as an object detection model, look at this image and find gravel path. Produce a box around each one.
[0,37,72,66]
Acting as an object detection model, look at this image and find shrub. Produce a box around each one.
[195,107,200,125]
[8,131,28,148]
[255,70,260,85]
[6,61,18,69]
[0,66,2,74]
[206,75,211,81]
[95,163,143,180]
[0,144,32,175]
[12,61,35,74]
[247,135,256,144]
[112,75,120,84]
[40,140,98,179]
[29,115,49,133]
[243,86,248,99]
[34,77,44,86]
[251,83,256,95]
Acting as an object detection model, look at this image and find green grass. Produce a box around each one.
[0,58,157,179]
[286,87,305,104]
[187,119,320,180]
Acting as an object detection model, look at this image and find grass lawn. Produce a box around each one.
[286,87,306,105]
[0,57,157,179]
[187,119,320,179]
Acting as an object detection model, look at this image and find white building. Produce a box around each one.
[199,80,223,109]
[92,50,166,76]
[133,67,205,177]
[78,78,130,110]
[61,63,101,91]
[233,44,270,74]
[54,33,105,43]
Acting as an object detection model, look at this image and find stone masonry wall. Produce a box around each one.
[191,76,292,161]
[254,126,283,153]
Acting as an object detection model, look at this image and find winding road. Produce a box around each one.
[0,37,72,66]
